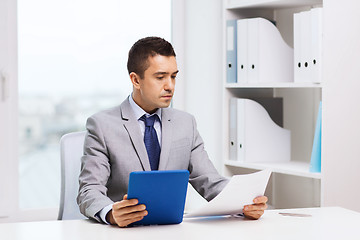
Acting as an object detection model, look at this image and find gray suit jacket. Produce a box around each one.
[77,98,229,221]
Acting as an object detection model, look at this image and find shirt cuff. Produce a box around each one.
[99,204,113,224]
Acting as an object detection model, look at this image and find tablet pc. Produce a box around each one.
[127,170,189,225]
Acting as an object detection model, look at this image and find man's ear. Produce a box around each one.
[130,72,141,90]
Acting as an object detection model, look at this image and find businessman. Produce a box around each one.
[77,37,268,227]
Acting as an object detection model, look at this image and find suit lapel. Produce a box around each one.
[158,108,172,170]
[120,99,151,171]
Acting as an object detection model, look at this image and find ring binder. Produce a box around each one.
[237,17,293,83]
[229,98,291,163]
[294,8,323,83]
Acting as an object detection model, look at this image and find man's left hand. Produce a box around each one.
[243,196,268,220]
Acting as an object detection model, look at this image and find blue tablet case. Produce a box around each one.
[127,170,189,225]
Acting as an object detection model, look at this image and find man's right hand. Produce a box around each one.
[106,194,148,227]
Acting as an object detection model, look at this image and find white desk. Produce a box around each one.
[1,207,360,240]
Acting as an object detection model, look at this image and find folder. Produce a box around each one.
[247,18,259,83]
[294,8,323,83]
[310,8,323,83]
[237,19,248,83]
[238,18,293,83]
[229,98,245,161]
[302,10,312,82]
[226,20,237,83]
[294,12,303,82]
[310,101,322,173]
[229,98,291,162]
[259,18,293,83]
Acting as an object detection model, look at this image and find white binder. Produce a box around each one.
[229,98,245,161]
[311,8,323,83]
[300,10,312,82]
[229,98,291,163]
[247,18,259,83]
[294,12,303,82]
[294,8,323,83]
[237,18,293,83]
[237,19,248,83]
[226,20,238,83]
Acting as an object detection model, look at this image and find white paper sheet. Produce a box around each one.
[185,169,272,218]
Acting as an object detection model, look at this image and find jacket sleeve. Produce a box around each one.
[77,116,114,222]
[188,115,229,201]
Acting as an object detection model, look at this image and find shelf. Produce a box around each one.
[225,82,322,89]
[224,160,322,179]
[226,0,322,9]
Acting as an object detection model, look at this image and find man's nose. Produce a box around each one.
[164,77,175,91]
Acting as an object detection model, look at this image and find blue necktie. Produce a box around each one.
[140,114,161,170]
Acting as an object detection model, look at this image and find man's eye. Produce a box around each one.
[171,75,177,79]
[157,76,164,80]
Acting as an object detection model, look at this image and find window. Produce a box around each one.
[17,0,171,209]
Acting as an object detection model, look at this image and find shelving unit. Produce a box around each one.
[225,82,322,88]
[226,0,322,9]
[222,0,323,209]
[225,160,321,179]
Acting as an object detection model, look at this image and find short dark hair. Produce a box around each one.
[127,37,176,79]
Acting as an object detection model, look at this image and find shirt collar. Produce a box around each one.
[129,94,162,121]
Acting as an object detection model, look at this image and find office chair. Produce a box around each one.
[58,131,87,220]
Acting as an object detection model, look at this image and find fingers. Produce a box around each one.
[113,198,140,211]
[116,215,147,228]
[242,196,268,220]
[243,203,268,212]
[111,197,148,228]
[243,204,266,220]
[113,208,148,227]
[243,210,265,220]
[253,195,268,204]
[113,202,147,217]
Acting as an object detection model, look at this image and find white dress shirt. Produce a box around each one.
[98,94,162,224]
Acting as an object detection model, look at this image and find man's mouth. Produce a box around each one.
[161,95,173,99]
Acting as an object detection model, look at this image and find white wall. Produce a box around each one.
[322,0,360,211]
[182,0,223,171]
[172,0,223,210]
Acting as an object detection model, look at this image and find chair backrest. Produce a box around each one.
[58,131,87,220]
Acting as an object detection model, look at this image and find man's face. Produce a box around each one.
[132,55,178,113]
